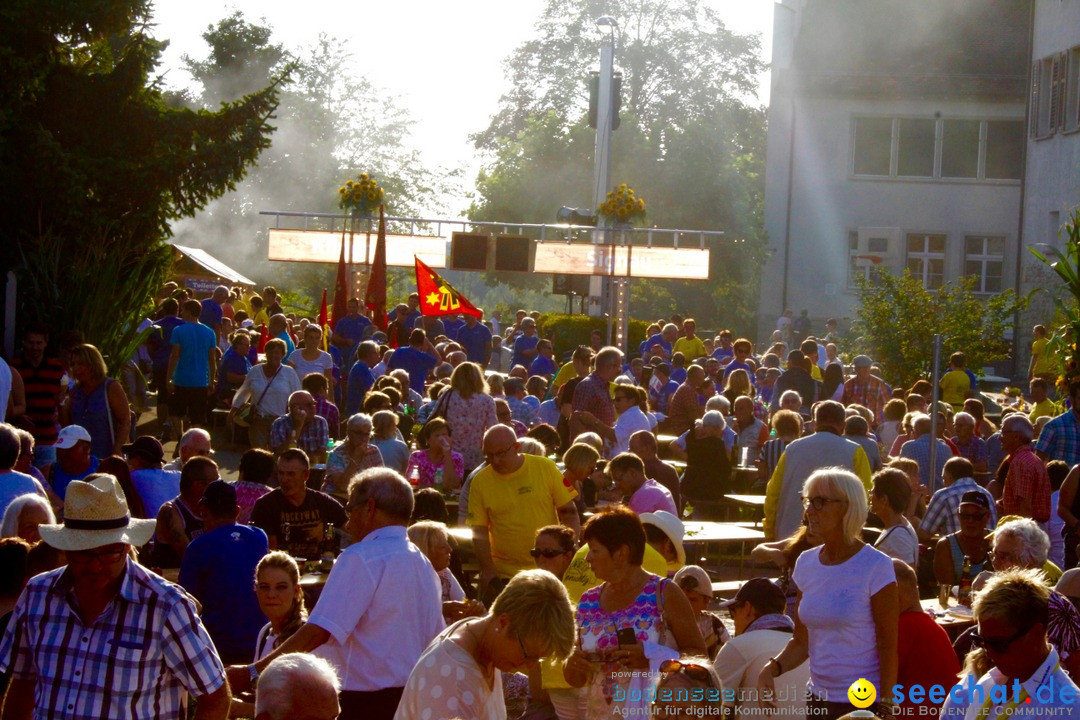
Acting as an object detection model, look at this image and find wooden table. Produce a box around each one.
[723,493,766,524]
[682,521,765,578]
[920,597,975,641]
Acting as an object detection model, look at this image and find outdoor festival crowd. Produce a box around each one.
[0,284,1079,720]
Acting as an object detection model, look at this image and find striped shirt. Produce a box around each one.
[0,559,225,720]
[9,355,64,445]
[919,477,998,536]
[1034,409,1080,466]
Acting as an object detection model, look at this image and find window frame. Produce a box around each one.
[905,233,947,290]
[963,235,1006,295]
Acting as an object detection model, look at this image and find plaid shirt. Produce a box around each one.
[571,373,614,427]
[1003,444,1052,522]
[0,560,224,720]
[270,414,330,455]
[919,477,998,536]
[950,435,989,466]
[841,374,891,426]
[1034,409,1080,465]
[899,435,954,489]
[314,397,340,435]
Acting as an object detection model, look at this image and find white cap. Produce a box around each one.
[55,425,92,450]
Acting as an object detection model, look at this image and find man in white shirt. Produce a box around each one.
[576,385,651,459]
[228,468,444,720]
[940,567,1079,716]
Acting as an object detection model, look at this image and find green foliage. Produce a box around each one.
[0,0,282,371]
[1029,207,1080,386]
[469,0,768,326]
[850,269,1025,389]
[535,313,649,356]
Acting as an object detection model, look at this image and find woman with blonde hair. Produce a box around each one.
[61,343,131,457]
[408,520,485,623]
[562,442,600,519]
[445,362,498,474]
[395,569,575,720]
[370,410,408,474]
[252,551,307,659]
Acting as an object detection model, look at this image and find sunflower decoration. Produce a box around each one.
[337,173,384,216]
[597,183,647,227]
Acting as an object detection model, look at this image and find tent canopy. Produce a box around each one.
[172,245,255,287]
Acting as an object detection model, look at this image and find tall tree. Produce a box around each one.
[0,0,283,371]
[470,0,767,333]
[174,17,462,303]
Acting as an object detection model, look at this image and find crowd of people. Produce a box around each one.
[0,286,1078,719]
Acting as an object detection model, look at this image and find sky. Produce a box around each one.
[151,0,775,178]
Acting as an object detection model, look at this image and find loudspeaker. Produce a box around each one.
[552,275,591,296]
[450,233,489,271]
[493,235,533,273]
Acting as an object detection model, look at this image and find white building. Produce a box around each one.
[759,0,1030,367]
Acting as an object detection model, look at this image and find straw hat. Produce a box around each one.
[38,475,156,551]
[639,510,685,567]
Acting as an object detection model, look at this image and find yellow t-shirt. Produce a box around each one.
[543,543,672,690]
[1029,398,1060,424]
[1032,338,1056,375]
[467,455,577,577]
[939,369,970,409]
[809,364,823,382]
[253,308,270,327]
[672,336,706,362]
[551,362,578,393]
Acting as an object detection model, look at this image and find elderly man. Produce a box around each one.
[764,400,871,540]
[998,414,1053,525]
[155,456,218,567]
[608,452,677,516]
[251,449,347,559]
[164,427,213,471]
[47,424,100,501]
[510,316,540,369]
[950,410,989,474]
[899,414,953,490]
[267,313,295,355]
[663,364,706,435]
[468,425,579,603]
[628,430,681,510]
[230,468,443,720]
[640,323,678,361]
[715,578,808,717]
[571,346,621,436]
[270,391,330,460]
[919,456,998,541]
[254,653,341,720]
[941,569,1080,716]
[841,354,891,428]
[0,475,230,719]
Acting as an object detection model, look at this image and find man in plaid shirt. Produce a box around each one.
[918,456,997,540]
[1035,380,1080,465]
[270,391,330,460]
[0,475,229,719]
[841,354,891,428]
[1001,414,1052,524]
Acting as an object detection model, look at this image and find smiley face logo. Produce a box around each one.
[847,678,877,708]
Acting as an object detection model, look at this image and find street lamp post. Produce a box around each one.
[589,16,617,342]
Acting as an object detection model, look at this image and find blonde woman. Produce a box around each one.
[408,520,484,623]
[445,362,498,474]
[61,344,130,458]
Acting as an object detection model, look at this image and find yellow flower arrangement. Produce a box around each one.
[597,183,647,226]
[337,173,385,215]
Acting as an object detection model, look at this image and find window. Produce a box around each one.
[853,117,892,176]
[964,236,1004,293]
[984,121,1024,179]
[906,234,946,289]
[897,118,936,177]
[1066,46,1080,133]
[1035,56,1055,137]
[941,119,980,178]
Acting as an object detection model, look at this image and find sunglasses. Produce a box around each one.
[958,511,988,521]
[801,495,844,511]
[529,547,569,559]
[659,659,713,684]
[971,625,1031,654]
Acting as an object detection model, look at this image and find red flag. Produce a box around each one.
[330,224,348,330]
[364,205,388,331]
[257,323,268,352]
[414,256,482,318]
[318,289,329,351]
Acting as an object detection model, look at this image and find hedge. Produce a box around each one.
[536,313,651,359]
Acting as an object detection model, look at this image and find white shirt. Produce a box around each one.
[287,349,333,381]
[716,628,809,716]
[612,405,652,458]
[230,364,302,419]
[875,517,919,566]
[308,525,444,691]
[940,647,1078,718]
[792,544,896,698]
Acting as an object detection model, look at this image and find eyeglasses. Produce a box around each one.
[516,631,537,661]
[801,496,845,511]
[659,659,713,684]
[484,445,516,462]
[529,547,569,559]
[971,625,1032,654]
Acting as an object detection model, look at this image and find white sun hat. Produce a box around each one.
[38,475,156,551]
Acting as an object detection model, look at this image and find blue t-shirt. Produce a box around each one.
[457,322,492,364]
[150,316,185,368]
[334,314,371,364]
[652,379,680,414]
[171,321,217,388]
[178,522,269,658]
[50,456,100,501]
[511,334,540,369]
[275,332,296,356]
[199,298,223,331]
[442,318,465,340]
[639,333,671,358]
[0,471,44,520]
[530,355,558,377]
[388,346,438,392]
[671,367,687,384]
[346,361,376,415]
[405,309,423,330]
[216,348,251,392]
[711,346,734,361]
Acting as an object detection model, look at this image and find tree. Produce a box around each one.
[173,16,463,303]
[0,0,283,371]
[850,270,1025,389]
[469,0,767,332]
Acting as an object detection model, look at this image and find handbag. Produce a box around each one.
[234,366,280,428]
[418,388,455,435]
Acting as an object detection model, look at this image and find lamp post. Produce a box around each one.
[589,16,617,339]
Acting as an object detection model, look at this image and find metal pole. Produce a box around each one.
[589,28,615,320]
[929,334,943,493]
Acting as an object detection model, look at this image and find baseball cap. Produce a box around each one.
[718,577,786,614]
[199,480,238,516]
[852,355,874,369]
[673,565,712,596]
[55,425,92,450]
[122,436,165,465]
[958,491,991,513]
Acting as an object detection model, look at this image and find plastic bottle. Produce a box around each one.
[434,467,444,491]
[957,556,973,607]
[408,463,420,487]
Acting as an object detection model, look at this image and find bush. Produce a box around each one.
[536,314,651,358]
